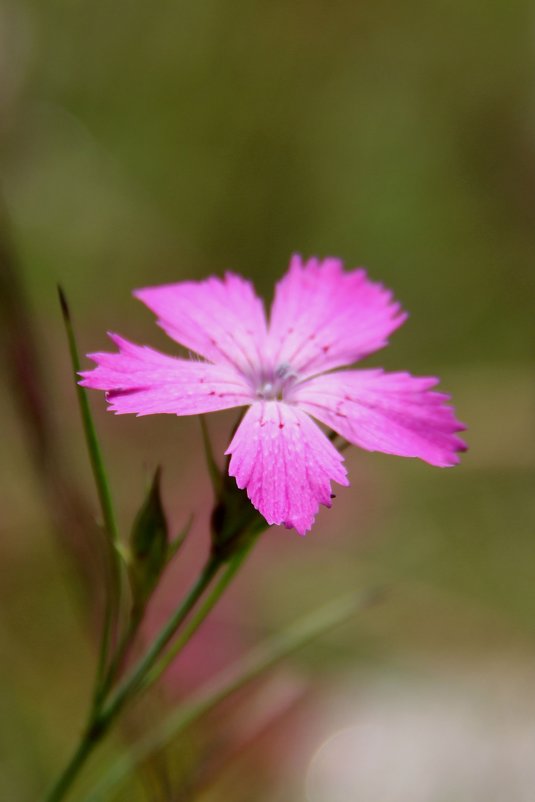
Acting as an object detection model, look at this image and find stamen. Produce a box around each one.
[276,362,291,379]
[256,364,298,401]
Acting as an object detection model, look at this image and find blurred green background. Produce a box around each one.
[1,1,534,800]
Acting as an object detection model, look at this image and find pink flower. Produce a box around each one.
[81,255,466,535]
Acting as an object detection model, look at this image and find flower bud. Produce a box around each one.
[129,467,168,611]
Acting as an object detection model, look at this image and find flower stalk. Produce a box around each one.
[81,587,383,802]
[44,552,223,802]
[46,295,229,801]
[142,526,263,690]
[46,305,266,800]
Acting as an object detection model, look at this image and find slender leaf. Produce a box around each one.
[58,286,122,695]
[58,286,120,549]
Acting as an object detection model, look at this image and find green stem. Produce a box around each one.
[97,554,221,729]
[91,604,114,713]
[43,721,101,802]
[81,588,381,802]
[43,556,221,802]
[143,534,259,689]
[95,608,143,706]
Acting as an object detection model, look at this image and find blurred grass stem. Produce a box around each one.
[83,587,381,801]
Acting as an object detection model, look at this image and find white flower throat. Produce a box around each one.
[256,363,298,401]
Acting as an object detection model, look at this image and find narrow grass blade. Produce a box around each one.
[58,287,123,691]
[58,286,120,549]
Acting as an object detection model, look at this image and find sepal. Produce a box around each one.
[210,466,267,561]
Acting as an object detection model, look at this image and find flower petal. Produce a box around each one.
[292,370,467,467]
[225,401,348,535]
[134,273,268,377]
[80,334,254,416]
[267,255,407,378]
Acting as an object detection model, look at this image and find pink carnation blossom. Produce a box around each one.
[81,255,466,535]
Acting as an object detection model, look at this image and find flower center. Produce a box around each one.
[256,363,297,401]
